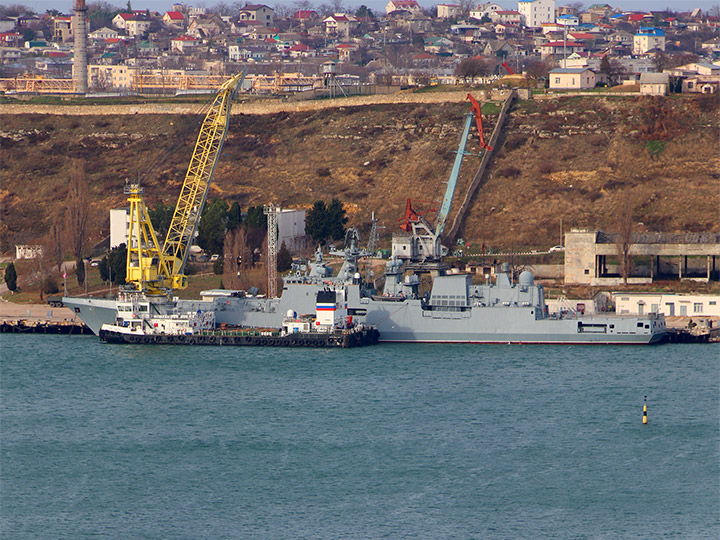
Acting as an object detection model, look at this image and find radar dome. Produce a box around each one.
[518,271,534,286]
[286,310,296,318]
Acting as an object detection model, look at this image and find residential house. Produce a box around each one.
[490,11,522,25]
[53,16,73,43]
[0,32,23,46]
[557,14,579,26]
[557,5,579,16]
[549,67,596,89]
[88,63,134,90]
[336,43,360,63]
[424,36,453,54]
[540,40,585,59]
[665,62,720,94]
[518,0,555,28]
[633,27,665,55]
[238,5,274,28]
[171,34,200,53]
[437,4,462,19]
[609,29,633,43]
[626,13,653,26]
[89,27,118,40]
[470,3,503,21]
[482,39,517,58]
[163,11,185,28]
[112,13,133,31]
[228,44,270,61]
[294,10,318,22]
[188,16,226,38]
[125,16,152,37]
[385,1,422,15]
[639,72,669,95]
[587,4,613,19]
[323,14,359,38]
[286,43,314,58]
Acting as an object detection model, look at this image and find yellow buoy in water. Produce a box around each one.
[643,396,648,425]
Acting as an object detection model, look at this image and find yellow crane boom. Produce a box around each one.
[125,71,245,295]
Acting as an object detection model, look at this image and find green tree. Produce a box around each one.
[227,201,242,231]
[306,200,329,243]
[100,244,127,285]
[244,206,267,230]
[306,199,348,244]
[75,257,85,287]
[4,262,17,292]
[197,198,229,255]
[277,241,293,272]
[326,198,348,241]
[148,200,174,241]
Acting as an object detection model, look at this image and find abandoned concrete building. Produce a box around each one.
[564,229,720,285]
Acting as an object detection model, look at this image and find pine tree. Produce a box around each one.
[4,262,17,292]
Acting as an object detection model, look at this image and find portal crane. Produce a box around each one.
[125,71,245,296]
[392,94,491,265]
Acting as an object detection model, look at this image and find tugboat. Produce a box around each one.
[98,289,379,348]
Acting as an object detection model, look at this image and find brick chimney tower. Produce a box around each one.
[73,0,88,94]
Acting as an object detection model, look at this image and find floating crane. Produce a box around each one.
[124,71,245,297]
[393,94,491,266]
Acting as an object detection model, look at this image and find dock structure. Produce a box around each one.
[565,230,720,285]
[0,320,93,334]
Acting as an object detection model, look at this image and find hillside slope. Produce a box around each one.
[1,94,717,253]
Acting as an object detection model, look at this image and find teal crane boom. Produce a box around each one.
[434,94,492,238]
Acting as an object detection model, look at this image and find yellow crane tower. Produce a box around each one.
[124,71,245,297]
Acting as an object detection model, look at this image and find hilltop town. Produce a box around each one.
[0,2,718,94]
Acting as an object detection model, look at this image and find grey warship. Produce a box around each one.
[65,245,666,345]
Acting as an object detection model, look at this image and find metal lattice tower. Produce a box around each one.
[264,204,279,298]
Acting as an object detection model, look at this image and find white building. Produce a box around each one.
[277,209,306,251]
[470,3,503,20]
[549,67,596,89]
[633,27,665,55]
[613,293,720,317]
[518,0,555,28]
[437,4,462,19]
[110,208,130,249]
[15,245,43,260]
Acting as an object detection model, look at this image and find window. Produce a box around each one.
[710,301,717,306]
[693,303,703,313]
[584,269,589,274]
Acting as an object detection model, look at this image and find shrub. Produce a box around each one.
[499,166,521,178]
[538,162,554,175]
[43,276,59,295]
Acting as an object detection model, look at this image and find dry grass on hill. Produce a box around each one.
[1,94,717,256]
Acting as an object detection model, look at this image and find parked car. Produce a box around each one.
[209,254,219,262]
[549,245,565,252]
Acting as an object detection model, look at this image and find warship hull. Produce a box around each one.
[64,280,665,345]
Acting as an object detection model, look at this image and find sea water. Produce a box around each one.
[1,334,718,539]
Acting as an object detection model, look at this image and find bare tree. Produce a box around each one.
[615,196,635,285]
[47,214,65,273]
[65,159,89,285]
[223,227,250,291]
